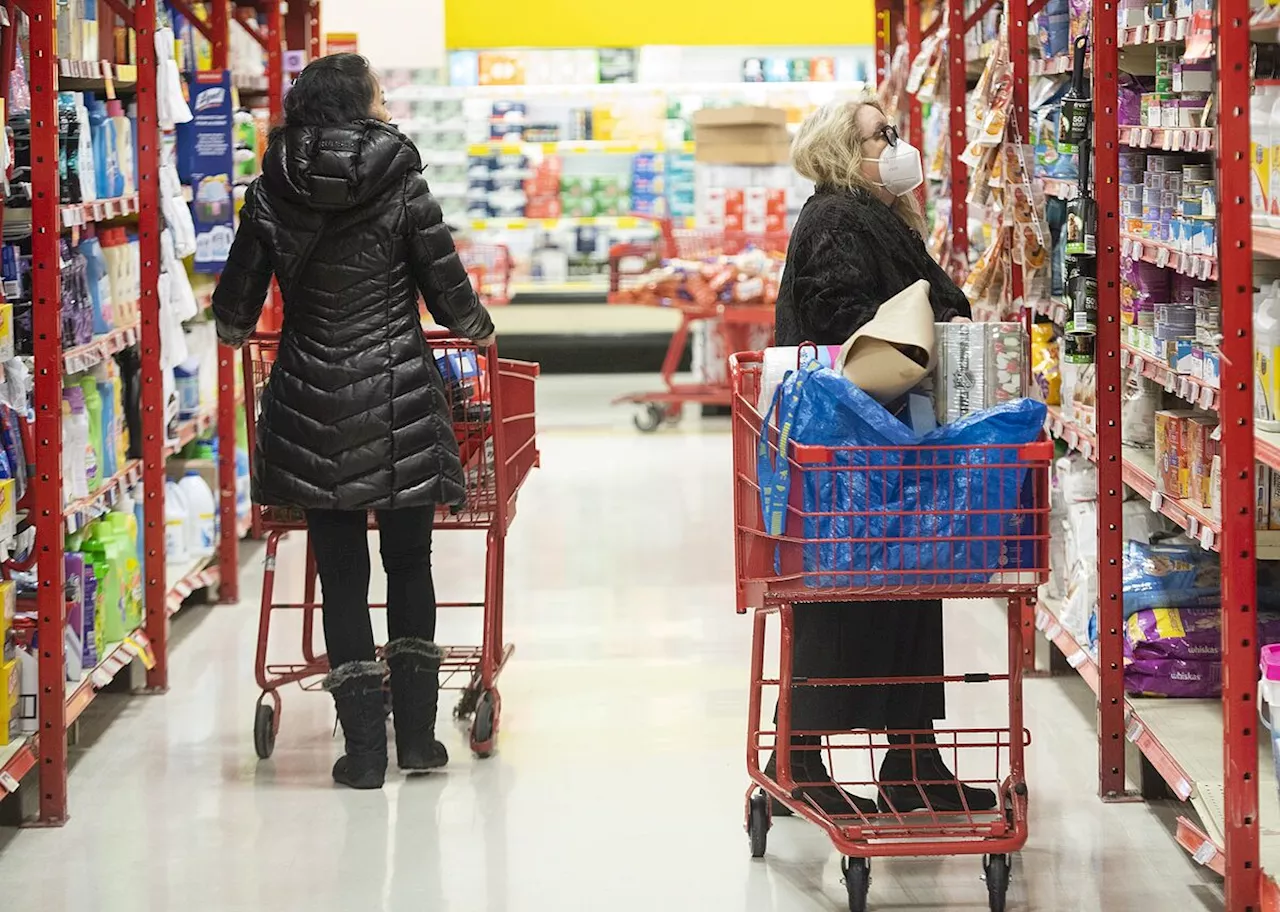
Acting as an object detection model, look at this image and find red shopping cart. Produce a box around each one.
[243,331,539,760]
[608,217,787,432]
[730,351,1052,912]
[456,241,513,307]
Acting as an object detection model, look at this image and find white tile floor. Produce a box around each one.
[0,376,1223,911]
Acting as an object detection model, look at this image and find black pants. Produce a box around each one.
[305,507,438,669]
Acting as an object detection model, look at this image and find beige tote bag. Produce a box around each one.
[836,279,937,403]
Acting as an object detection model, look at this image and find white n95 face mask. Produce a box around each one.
[867,140,924,197]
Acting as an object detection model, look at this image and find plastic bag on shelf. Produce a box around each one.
[1121,370,1159,447]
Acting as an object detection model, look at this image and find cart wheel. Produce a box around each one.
[747,790,770,858]
[253,702,276,760]
[841,857,871,912]
[470,690,498,758]
[984,854,1011,912]
[664,405,684,426]
[633,403,666,433]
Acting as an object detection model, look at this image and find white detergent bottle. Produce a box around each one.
[1257,281,1280,432]
[177,470,216,556]
[1254,87,1273,225]
[164,479,190,564]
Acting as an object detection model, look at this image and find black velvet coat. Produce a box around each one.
[213,120,494,511]
[774,186,972,732]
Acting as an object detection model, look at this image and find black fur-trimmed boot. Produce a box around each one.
[876,731,998,814]
[385,639,449,773]
[323,661,388,790]
[763,735,878,818]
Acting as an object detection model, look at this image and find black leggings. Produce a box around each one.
[305,507,438,669]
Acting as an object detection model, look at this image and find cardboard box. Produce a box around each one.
[693,106,791,165]
[1185,413,1219,508]
[0,657,18,746]
[0,581,12,665]
[1155,410,1197,499]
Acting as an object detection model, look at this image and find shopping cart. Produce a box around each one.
[456,241,513,307]
[243,331,539,760]
[608,217,787,432]
[730,351,1051,912]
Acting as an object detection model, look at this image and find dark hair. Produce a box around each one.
[282,53,378,128]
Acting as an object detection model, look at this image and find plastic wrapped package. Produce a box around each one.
[1056,452,1097,504]
[1123,540,1220,616]
[1121,370,1159,447]
[1125,657,1221,698]
[935,322,1030,424]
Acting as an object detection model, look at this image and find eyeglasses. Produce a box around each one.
[863,123,899,147]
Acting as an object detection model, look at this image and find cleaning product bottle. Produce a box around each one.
[88,97,112,198]
[174,356,200,419]
[62,386,90,501]
[78,374,103,492]
[84,521,126,642]
[164,478,190,564]
[1254,86,1272,225]
[74,93,96,204]
[101,510,142,628]
[1257,281,1280,432]
[91,363,118,480]
[79,226,113,333]
[107,100,134,195]
[1268,83,1280,229]
[178,470,216,556]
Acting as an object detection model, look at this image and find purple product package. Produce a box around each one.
[1118,74,1144,127]
[1124,608,1280,662]
[82,562,98,667]
[1125,658,1221,697]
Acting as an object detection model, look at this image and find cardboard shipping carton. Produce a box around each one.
[693,106,791,166]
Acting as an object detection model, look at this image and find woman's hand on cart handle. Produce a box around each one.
[950,315,972,323]
[475,332,497,350]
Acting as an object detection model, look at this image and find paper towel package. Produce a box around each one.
[757,345,842,414]
[934,322,1031,425]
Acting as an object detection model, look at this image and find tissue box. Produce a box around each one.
[934,322,1030,424]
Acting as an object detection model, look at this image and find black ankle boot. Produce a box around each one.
[876,734,997,814]
[323,661,389,789]
[763,737,877,818]
[384,639,449,773]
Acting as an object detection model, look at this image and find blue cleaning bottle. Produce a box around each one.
[79,227,113,334]
[88,98,113,199]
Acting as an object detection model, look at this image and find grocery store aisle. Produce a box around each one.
[0,376,1220,911]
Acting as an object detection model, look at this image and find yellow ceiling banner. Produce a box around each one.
[444,0,876,49]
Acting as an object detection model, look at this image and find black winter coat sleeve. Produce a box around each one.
[405,174,495,342]
[212,183,273,348]
[775,190,970,347]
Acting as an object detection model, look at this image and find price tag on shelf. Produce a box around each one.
[1120,349,1132,368]
[1045,622,1063,640]
[1146,23,1159,41]
[1199,257,1213,281]
[1140,128,1152,148]
[1150,490,1165,513]
[1199,386,1215,410]
[1187,516,1201,537]
[1035,607,1049,630]
[1179,377,1191,399]
[1199,526,1215,550]
[1080,440,1094,461]
[1156,246,1170,268]
[1171,130,1183,152]
[1164,373,1177,393]
[1193,840,1217,865]
[1176,778,1194,801]
[1066,650,1087,668]
[1177,17,1189,39]
[1121,238,1132,259]
[0,770,18,793]
[1125,717,1145,742]
[1066,429,1079,450]
[90,666,113,688]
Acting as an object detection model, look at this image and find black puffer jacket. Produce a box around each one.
[213,119,494,511]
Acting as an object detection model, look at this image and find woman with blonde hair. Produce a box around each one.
[764,97,989,817]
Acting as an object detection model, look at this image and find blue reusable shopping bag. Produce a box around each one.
[757,359,1047,589]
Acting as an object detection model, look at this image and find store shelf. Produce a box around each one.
[387,80,864,101]
[165,405,218,457]
[468,215,684,231]
[1122,16,1191,46]
[1121,233,1217,280]
[61,321,140,374]
[233,73,269,96]
[1033,602,1099,693]
[466,139,695,156]
[60,194,141,229]
[1044,405,1221,549]
[1257,225,1280,259]
[1121,124,1215,152]
[58,59,137,93]
[1121,344,1219,410]
[63,459,143,534]
[65,628,155,727]
[165,553,219,616]
[0,735,37,797]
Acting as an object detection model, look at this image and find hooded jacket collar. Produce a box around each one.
[261,119,421,212]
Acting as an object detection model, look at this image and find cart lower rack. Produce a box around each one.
[243,331,539,759]
[730,351,1051,912]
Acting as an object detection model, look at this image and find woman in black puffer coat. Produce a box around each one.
[213,54,494,789]
[765,98,996,818]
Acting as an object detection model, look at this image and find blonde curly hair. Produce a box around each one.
[791,97,926,236]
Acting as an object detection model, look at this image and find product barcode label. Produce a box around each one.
[1125,718,1145,741]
